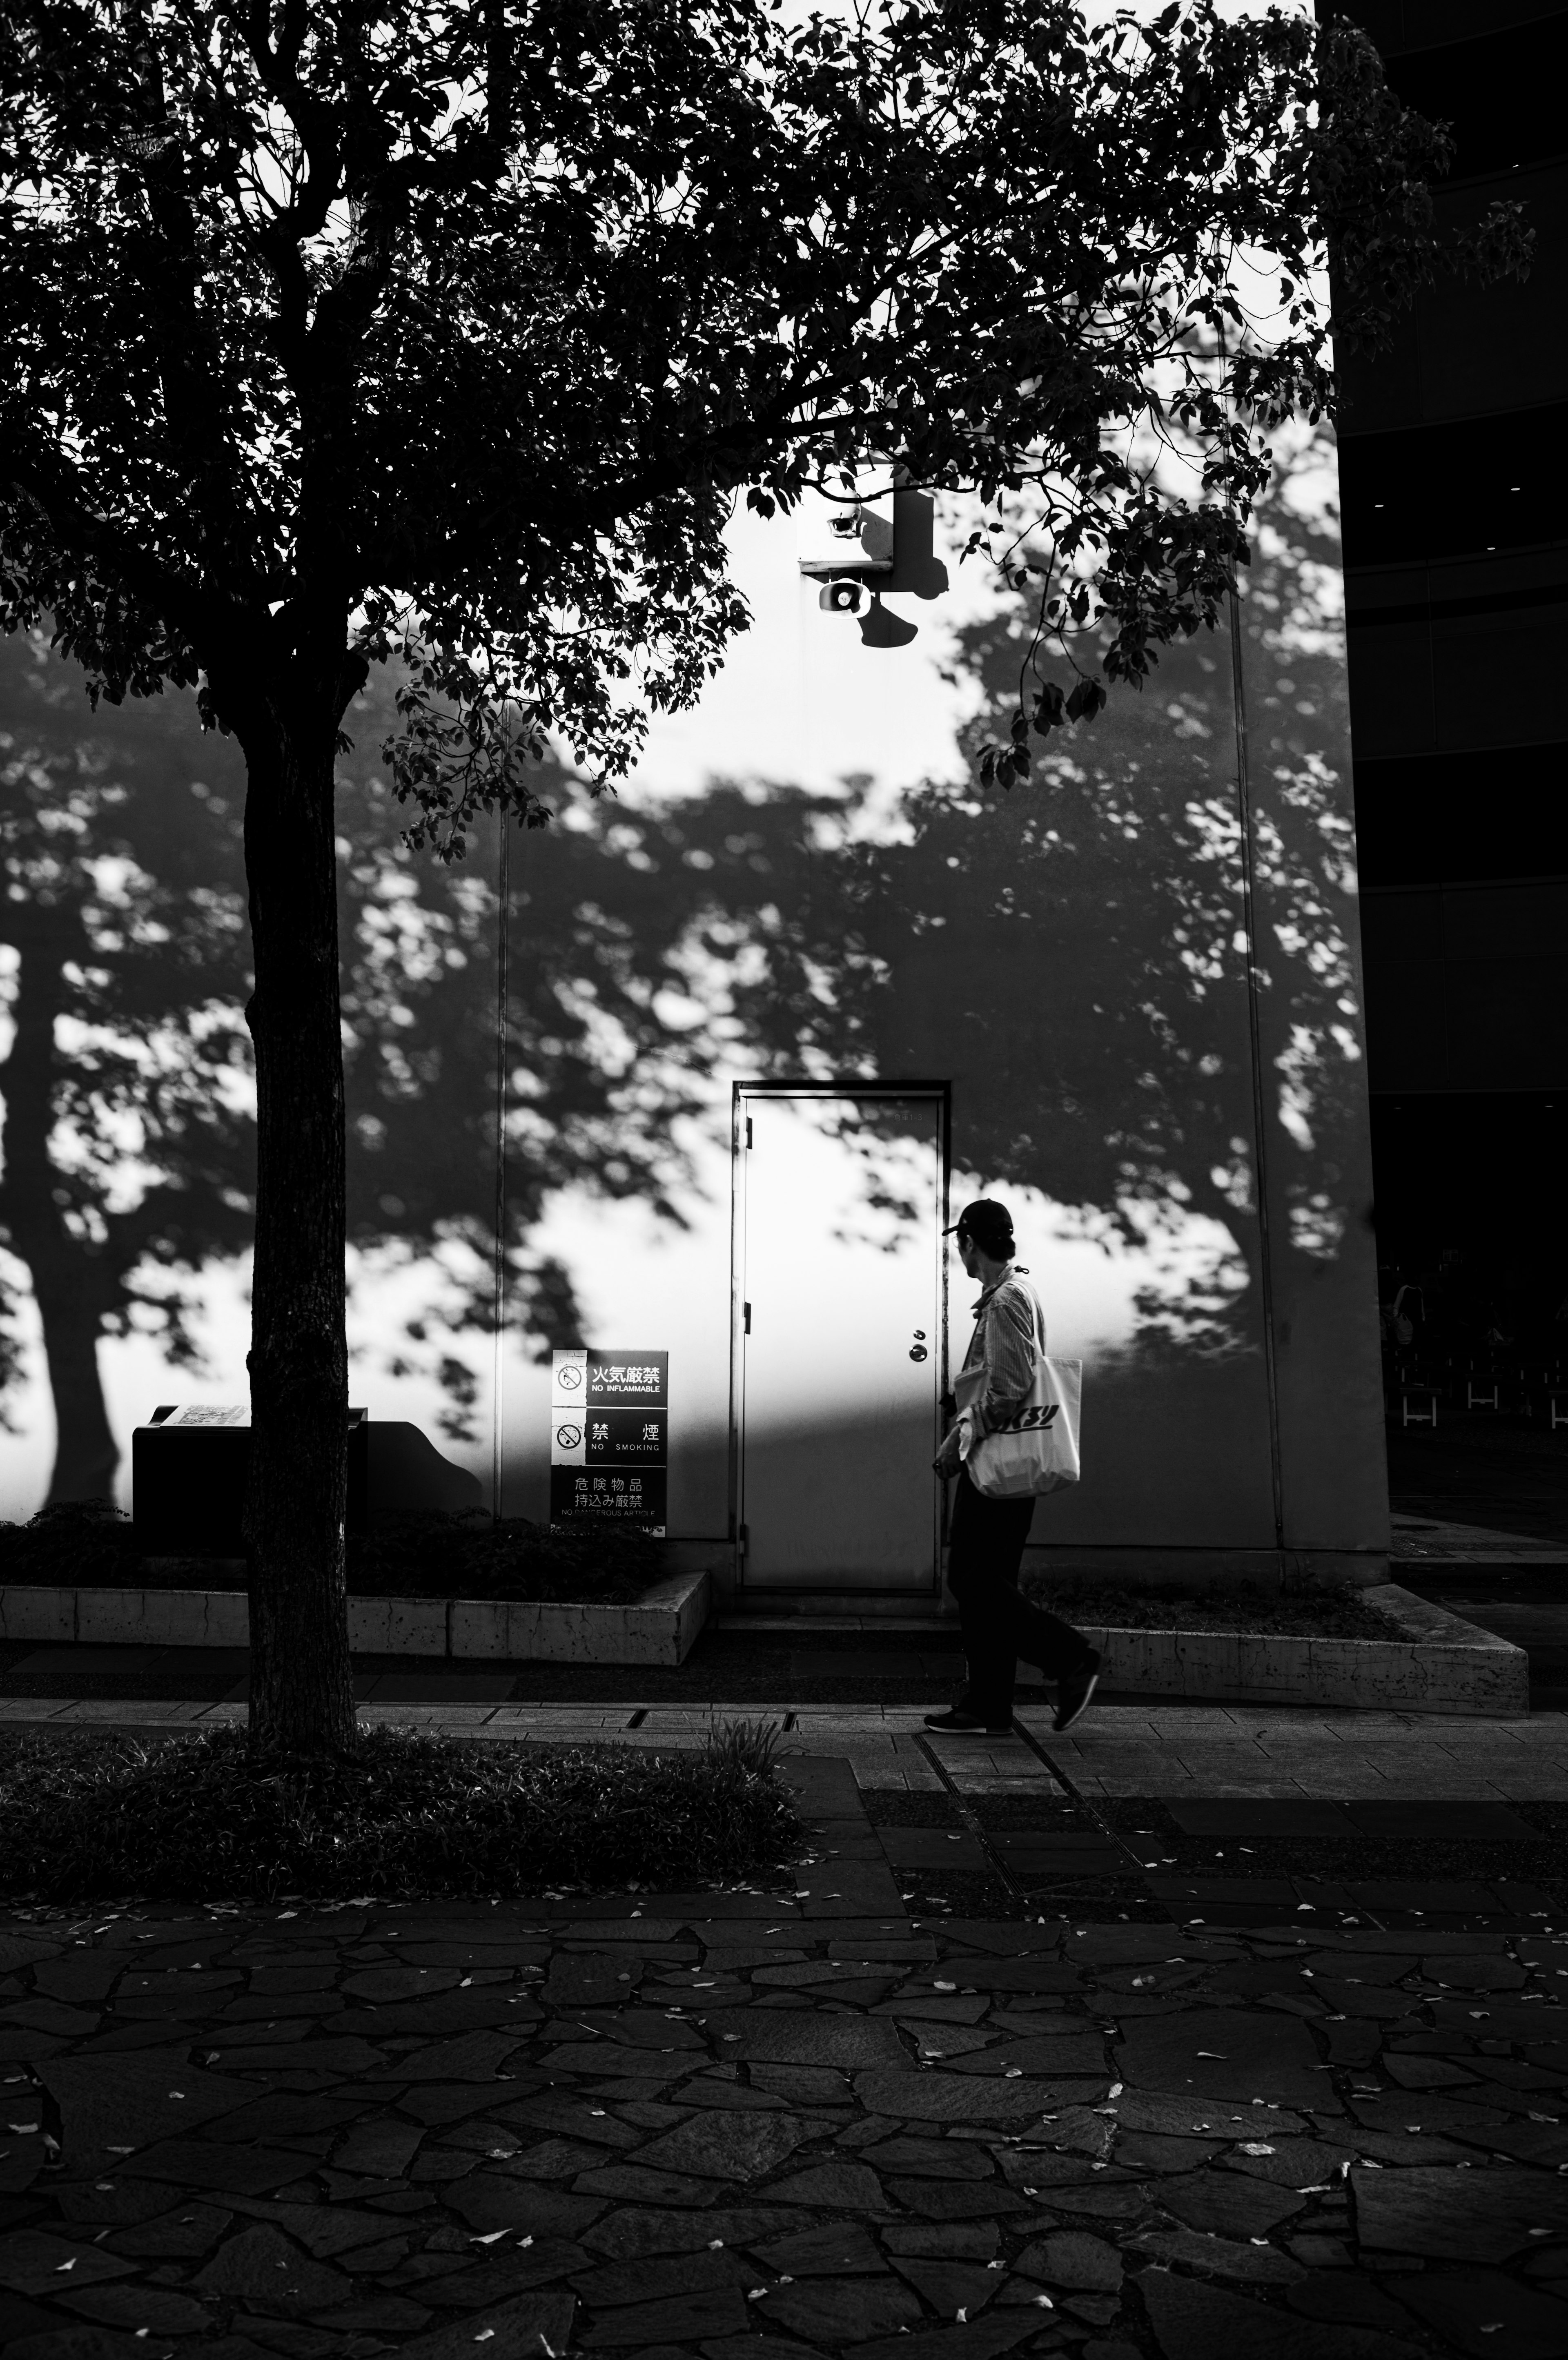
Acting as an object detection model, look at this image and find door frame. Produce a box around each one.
[729,1079,953,1596]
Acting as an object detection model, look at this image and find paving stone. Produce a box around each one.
[630,2113,812,2183]
[750,2222,887,2275]
[881,2223,1000,2259]
[851,2321,1039,2360]
[419,2242,595,2309]
[103,2201,233,2257]
[880,2179,1030,2230]
[570,2249,754,2307]
[370,2030,524,2083]
[316,2294,434,2331]
[328,2124,423,2171]
[0,2229,139,2294]
[393,2287,575,2360]
[499,2096,641,2148]
[865,2136,994,2179]
[118,2142,326,2196]
[1168,1801,1354,1839]
[579,2206,793,2260]
[888,2256,1003,2317]
[0,2293,69,2350]
[36,2052,256,2167]
[1220,2136,1358,2189]
[876,1834,992,1872]
[1154,2172,1305,2237]
[225,2202,409,2259]
[58,2285,211,2333]
[762,2160,889,2209]
[192,2223,353,2316]
[1345,1802,1539,1841]
[853,2071,1067,2123]
[1014,2230,1122,2291]
[574,2164,721,2206]
[1033,2178,1155,2224]
[702,2012,905,2068]
[1285,2277,1419,2331]
[494,2137,608,2182]
[1393,2267,1568,2359]
[1114,2133,1224,2174]
[699,2337,829,2360]
[1111,2091,1305,2139]
[1351,2163,1568,2262]
[9,2329,167,2360]
[579,2284,753,2344]
[924,1960,1080,1994]
[1114,2009,1330,2108]
[941,2037,1107,2077]
[1348,2095,1511,2137]
[897,2023,997,2062]
[443,2177,604,2239]
[1136,2269,1421,2360]
[749,2273,921,2343]
[746,2066,854,2105]
[1128,2229,1305,2283]
[1382,2055,1478,2090]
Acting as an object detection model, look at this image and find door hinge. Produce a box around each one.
[743,1300,752,1333]
[744,1115,753,1148]
[738,1521,749,1555]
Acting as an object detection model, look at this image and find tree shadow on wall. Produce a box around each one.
[0,431,1361,1493]
[534,426,1366,1364]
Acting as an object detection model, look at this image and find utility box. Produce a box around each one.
[796,479,895,578]
[132,1409,484,1555]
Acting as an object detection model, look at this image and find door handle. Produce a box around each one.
[909,1345,928,1362]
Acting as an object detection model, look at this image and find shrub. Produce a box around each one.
[0,1502,665,1603]
[0,1721,798,1903]
[0,1500,131,1586]
[346,1511,663,1603]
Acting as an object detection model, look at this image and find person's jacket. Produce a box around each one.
[957,1263,1043,1438]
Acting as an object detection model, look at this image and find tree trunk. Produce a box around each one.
[0,932,121,1504]
[235,676,356,1758]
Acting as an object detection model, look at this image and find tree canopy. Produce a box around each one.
[3,0,1525,833]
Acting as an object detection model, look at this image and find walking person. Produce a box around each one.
[926,1199,1100,1736]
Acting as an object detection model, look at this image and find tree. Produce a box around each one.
[0,0,1524,1753]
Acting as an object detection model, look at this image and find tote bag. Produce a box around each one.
[955,1296,1082,1499]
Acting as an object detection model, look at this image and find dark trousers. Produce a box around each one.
[945,1467,1090,1725]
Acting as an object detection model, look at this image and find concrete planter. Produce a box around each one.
[0,1569,710,1668]
[1073,1584,1526,1717]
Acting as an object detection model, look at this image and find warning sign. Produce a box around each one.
[549,1350,668,1532]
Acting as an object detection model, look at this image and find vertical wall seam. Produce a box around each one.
[1229,583,1288,1561]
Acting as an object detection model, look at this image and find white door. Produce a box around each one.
[736,1090,943,1591]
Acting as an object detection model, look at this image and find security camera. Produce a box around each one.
[797,479,895,582]
[818,576,869,615]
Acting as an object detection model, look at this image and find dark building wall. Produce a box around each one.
[1332,0,1567,1333]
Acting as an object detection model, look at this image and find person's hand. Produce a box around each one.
[933,1424,964,1478]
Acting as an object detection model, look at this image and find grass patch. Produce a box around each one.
[1020,1578,1396,1639]
[0,1719,798,1904]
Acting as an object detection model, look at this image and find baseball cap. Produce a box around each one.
[944,1199,1015,1250]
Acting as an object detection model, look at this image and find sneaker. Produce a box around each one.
[1053,1651,1100,1733]
[924,1708,1011,1735]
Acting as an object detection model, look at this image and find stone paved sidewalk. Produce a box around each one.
[4,1753,1568,2360]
